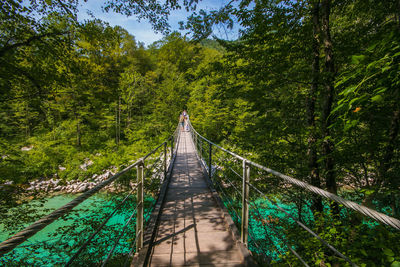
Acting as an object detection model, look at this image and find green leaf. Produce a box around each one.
[384,248,394,256]
[366,61,378,71]
[332,104,344,114]
[340,86,356,96]
[371,95,383,102]
[391,261,400,267]
[351,55,365,64]
[344,119,359,131]
[373,87,387,94]
[367,43,378,51]
[349,97,359,106]
[360,249,368,257]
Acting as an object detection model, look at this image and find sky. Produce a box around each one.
[77,0,239,46]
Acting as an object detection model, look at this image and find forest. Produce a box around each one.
[1,0,400,265]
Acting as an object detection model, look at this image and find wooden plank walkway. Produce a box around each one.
[147,131,246,266]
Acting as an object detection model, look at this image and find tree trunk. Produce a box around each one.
[398,0,400,28]
[25,101,30,139]
[321,0,338,196]
[127,102,131,128]
[76,116,81,147]
[308,0,323,212]
[115,102,118,146]
[380,110,400,181]
[118,95,121,145]
[379,108,400,217]
[115,96,121,146]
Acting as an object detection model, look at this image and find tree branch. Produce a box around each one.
[0,31,67,57]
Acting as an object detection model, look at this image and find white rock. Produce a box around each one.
[59,166,66,171]
[79,184,88,192]
[21,145,33,151]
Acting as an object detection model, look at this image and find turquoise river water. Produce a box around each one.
[0,193,153,266]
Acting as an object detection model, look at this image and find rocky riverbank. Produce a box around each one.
[1,169,136,196]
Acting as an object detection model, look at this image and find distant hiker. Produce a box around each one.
[179,113,185,130]
[184,112,190,131]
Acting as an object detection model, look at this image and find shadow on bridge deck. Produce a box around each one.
[137,131,249,267]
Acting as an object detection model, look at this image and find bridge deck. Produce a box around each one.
[147,131,245,266]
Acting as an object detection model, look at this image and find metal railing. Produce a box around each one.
[0,126,180,266]
[187,119,400,266]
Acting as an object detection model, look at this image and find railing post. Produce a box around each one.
[208,143,212,180]
[164,142,167,180]
[136,160,144,252]
[241,160,250,246]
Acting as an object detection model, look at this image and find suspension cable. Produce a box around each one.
[101,204,140,266]
[247,182,356,266]
[0,131,176,257]
[122,230,143,267]
[213,164,288,264]
[65,187,137,266]
[188,120,400,230]
[248,199,309,266]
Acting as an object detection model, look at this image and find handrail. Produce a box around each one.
[0,126,180,259]
[187,119,400,231]
[187,118,400,265]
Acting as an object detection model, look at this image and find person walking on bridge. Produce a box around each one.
[179,112,185,131]
[184,111,190,131]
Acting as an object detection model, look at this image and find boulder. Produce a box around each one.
[54,186,62,191]
[21,145,33,151]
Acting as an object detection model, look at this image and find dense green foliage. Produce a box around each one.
[1,0,400,265]
[0,2,199,187]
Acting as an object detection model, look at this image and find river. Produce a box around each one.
[0,193,154,266]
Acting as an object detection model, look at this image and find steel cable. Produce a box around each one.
[65,187,137,266]
[213,160,286,264]
[101,204,140,266]
[247,182,356,266]
[0,134,174,257]
[188,121,400,231]
[192,128,306,265]
[122,230,142,267]
[248,199,309,266]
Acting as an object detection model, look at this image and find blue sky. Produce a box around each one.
[77,0,239,46]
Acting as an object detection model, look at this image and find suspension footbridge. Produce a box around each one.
[0,121,399,266]
[137,131,251,266]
